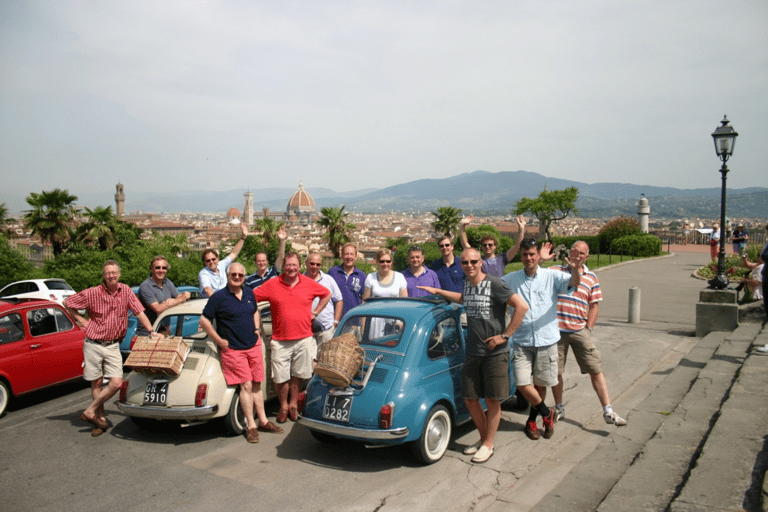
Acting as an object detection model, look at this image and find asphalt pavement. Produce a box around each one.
[513,247,768,512]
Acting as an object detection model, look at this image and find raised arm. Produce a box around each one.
[275,225,287,272]
[228,223,249,262]
[417,285,463,304]
[459,215,473,250]
[505,215,526,261]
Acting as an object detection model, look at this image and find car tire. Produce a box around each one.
[223,391,247,436]
[309,429,341,444]
[0,380,10,417]
[410,404,451,465]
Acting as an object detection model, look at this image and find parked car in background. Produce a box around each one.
[117,298,275,435]
[0,279,76,306]
[120,285,202,357]
[0,299,85,417]
[297,296,517,465]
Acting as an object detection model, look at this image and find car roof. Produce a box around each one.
[0,298,63,312]
[347,296,459,320]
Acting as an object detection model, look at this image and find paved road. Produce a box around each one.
[0,251,711,512]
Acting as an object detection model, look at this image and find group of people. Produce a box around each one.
[63,218,628,458]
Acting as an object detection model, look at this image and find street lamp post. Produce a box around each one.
[708,115,738,290]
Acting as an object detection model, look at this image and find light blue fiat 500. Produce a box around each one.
[297,296,517,465]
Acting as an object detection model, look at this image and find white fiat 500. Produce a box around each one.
[116,298,274,435]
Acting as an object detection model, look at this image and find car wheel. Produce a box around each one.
[411,404,451,465]
[0,380,10,417]
[223,391,248,436]
[309,429,341,444]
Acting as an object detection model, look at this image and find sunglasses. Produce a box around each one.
[481,243,495,247]
[154,266,168,270]
[379,259,392,264]
[307,262,322,267]
[230,273,244,278]
[204,258,217,263]
[461,259,480,265]
[438,243,452,248]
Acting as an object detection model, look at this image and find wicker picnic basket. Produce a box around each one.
[315,332,365,387]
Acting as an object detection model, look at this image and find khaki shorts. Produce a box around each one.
[513,343,558,388]
[83,339,123,381]
[558,329,602,375]
[271,337,313,383]
[462,352,510,401]
[311,328,335,361]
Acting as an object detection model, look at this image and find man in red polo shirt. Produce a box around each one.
[253,251,331,423]
[65,260,154,436]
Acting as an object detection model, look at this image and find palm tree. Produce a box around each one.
[431,206,462,237]
[23,189,79,256]
[316,206,356,258]
[252,217,284,246]
[77,206,119,251]
[0,203,12,237]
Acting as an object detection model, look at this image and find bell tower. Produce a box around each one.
[115,182,125,217]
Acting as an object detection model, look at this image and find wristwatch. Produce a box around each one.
[501,334,509,341]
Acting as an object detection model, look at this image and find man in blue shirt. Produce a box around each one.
[245,225,287,290]
[403,245,440,297]
[328,243,366,317]
[199,262,284,443]
[502,238,580,442]
[430,236,465,293]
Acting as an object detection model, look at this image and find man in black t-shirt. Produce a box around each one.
[418,248,528,463]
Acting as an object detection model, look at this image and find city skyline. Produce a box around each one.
[2,1,767,204]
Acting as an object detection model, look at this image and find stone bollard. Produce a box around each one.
[628,287,641,323]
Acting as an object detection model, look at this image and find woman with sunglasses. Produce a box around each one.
[362,248,408,300]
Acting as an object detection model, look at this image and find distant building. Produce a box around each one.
[638,194,650,233]
[115,183,125,217]
[243,192,254,227]
[257,182,318,227]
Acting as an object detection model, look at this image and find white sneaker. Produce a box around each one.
[555,404,565,422]
[462,440,482,455]
[604,411,627,426]
[756,345,768,353]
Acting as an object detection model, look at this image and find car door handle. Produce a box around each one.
[30,344,41,349]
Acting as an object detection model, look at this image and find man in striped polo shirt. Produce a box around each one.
[551,241,626,427]
[65,260,154,436]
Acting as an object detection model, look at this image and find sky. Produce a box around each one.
[1,0,767,212]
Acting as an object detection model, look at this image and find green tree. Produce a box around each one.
[251,218,284,247]
[513,187,579,242]
[23,188,79,256]
[76,206,120,251]
[431,206,462,237]
[598,216,642,253]
[316,206,356,258]
[0,234,36,287]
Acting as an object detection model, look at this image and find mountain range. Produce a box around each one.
[9,170,768,219]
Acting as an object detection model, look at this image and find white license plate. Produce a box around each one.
[322,394,353,422]
[143,381,168,405]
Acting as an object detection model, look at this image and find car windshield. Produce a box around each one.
[44,280,74,291]
[339,315,405,348]
[156,314,202,338]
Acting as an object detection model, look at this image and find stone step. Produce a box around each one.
[530,323,765,512]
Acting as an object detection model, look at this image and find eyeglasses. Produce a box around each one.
[481,243,495,247]
[307,262,322,267]
[438,243,452,248]
[230,273,244,278]
[460,259,480,265]
[204,258,217,263]
[379,259,392,264]
[154,266,168,270]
